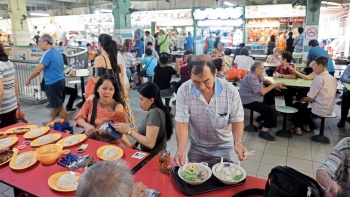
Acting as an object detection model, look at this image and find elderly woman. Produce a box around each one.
[266,47,281,64]
[115,82,173,158]
[273,52,296,79]
[239,61,286,141]
[74,75,128,145]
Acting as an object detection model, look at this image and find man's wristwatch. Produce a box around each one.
[234,139,242,145]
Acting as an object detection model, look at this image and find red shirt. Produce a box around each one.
[275,64,296,75]
[180,65,190,83]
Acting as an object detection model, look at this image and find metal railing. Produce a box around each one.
[66,47,89,69]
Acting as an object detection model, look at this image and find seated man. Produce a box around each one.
[153,54,177,110]
[133,49,157,89]
[77,160,146,197]
[316,137,350,197]
[337,64,350,127]
[235,48,255,71]
[239,61,286,141]
[125,50,137,81]
[146,41,159,60]
[62,53,78,112]
[291,56,337,135]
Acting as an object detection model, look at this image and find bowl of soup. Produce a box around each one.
[178,163,212,185]
[35,144,63,164]
[212,162,246,185]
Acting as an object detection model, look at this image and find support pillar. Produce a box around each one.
[344,8,350,58]
[303,0,321,53]
[8,0,32,45]
[112,0,133,39]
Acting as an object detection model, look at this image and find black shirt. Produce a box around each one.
[34,35,40,44]
[153,65,176,90]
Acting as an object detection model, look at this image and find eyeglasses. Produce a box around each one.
[258,67,265,70]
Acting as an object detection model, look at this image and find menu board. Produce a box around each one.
[131,9,192,23]
[245,5,306,18]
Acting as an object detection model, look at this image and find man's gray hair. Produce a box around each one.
[76,160,133,197]
[250,61,263,72]
[40,34,53,45]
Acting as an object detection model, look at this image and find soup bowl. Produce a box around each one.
[178,162,212,185]
[35,144,63,164]
[212,162,246,185]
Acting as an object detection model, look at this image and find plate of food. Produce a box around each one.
[23,127,50,139]
[6,125,38,134]
[0,132,6,139]
[9,151,38,170]
[178,163,212,185]
[0,147,18,166]
[30,133,62,147]
[0,137,18,149]
[56,134,87,148]
[96,145,123,161]
[48,171,82,192]
[212,162,246,185]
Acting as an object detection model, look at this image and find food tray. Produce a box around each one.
[171,160,246,196]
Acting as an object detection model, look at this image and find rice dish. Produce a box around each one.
[102,146,119,160]
[63,135,79,146]
[0,138,12,149]
[56,174,79,190]
[15,153,35,167]
[37,135,55,144]
[28,129,43,137]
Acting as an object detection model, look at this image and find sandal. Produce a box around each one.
[301,126,311,133]
[289,128,302,136]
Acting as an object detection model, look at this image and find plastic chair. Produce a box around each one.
[311,112,337,144]
[275,106,298,138]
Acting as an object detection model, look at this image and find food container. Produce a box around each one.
[212,162,246,185]
[35,144,63,164]
[178,162,212,185]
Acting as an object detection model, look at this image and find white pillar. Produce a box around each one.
[344,8,350,58]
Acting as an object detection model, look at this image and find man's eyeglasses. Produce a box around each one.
[258,67,265,70]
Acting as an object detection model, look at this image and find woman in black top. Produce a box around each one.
[267,35,276,55]
[286,32,294,54]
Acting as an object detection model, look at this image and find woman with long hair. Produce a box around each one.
[115,82,173,158]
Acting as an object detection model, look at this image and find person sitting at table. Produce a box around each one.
[233,43,245,59]
[222,48,233,72]
[175,54,195,94]
[217,42,225,56]
[153,54,177,110]
[77,160,146,197]
[124,50,137,82]
[267,35,276,55]
[146,41,159,60]
[273,52,297,79]
[61,53,78,112]
[115,82,173,158]
[133,48,157,90]
[265,47,281,76]
[213,57,226,79]
[337,64,350,128]
[74,75,129,145]
[316,137,350,197]
[306,39,335,76]
[179,50,194,67]
[235,48,254,71]
[211,48,221,58]
[290,56,337,135]
[239,61,286,141]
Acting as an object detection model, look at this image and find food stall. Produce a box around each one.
[193,7,244,54]
[245,4,306,53]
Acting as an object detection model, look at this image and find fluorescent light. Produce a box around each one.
[101,9,112,13]
[30,12,49,17]
[94,10,100,14]
[321,1,341,5]
[224,1,234,6]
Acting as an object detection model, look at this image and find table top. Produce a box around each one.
[134,156,266,197]
[334,64,347,70]
[251,54,267,58]
[75,69,90,77]
[263,62,306,68]
[0,123,148,197]
[266,76,343,89]
[343,82,350,90]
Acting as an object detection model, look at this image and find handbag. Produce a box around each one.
[140,58,154,77]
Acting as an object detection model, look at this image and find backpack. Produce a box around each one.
[233,166,325,197]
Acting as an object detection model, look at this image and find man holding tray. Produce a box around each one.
[174,55,248,166]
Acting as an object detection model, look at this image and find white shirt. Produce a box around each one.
[177,35,186,49]
[144,35,155,46]
[234,55,255,71]
[118,52,129,85]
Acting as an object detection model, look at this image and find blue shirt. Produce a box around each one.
[141,56,157,75]
[186,36,194,50]
[340,64,350,84]
[40,48,64,85]
[135,40,144,58]
[307,46,335,72]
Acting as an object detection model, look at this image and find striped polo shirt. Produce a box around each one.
[0,61,17,114]
[318,137,350,184]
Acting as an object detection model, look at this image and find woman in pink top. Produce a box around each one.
[273,52,297,79]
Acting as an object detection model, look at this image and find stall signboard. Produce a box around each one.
[55,14,113,31]
[131,9,192,23]
[279,18,306,23]
[245,5,306,18]
[193,7,243,20]
[11,46,67,61]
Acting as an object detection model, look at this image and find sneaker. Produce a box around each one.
[66,108,77,113]
[337,120,345,128]
[258,131,276,141]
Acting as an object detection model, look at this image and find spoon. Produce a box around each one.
[216,157,224,173]
[181,156,189,172]
[244,150,256,156]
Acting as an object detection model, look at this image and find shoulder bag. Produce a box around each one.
[140,57,154,77]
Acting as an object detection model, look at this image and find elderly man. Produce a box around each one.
[306,39,335,76]
[337,64,350,127]
[77,160,146,197]
[25,34,68,123]
[133,35,144,58]
[291,56,337,135]
[174,55,248,165]
[316,137,350,197]
[239,61,286,141]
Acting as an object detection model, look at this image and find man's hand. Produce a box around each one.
[274,83,287,91]
[174,149,186,166]
[234,142,248,161]
[25,79,31,86]
[132,182,147,197]
[325,180,341,197]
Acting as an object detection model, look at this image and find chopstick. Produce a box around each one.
[244,150,255,156]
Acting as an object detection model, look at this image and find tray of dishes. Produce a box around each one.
[171,159,246,196]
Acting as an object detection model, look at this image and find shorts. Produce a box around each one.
[45,79,65,108]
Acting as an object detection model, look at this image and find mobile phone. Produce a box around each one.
[107,122,122,139]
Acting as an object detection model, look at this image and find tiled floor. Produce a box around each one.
[2,77,350,195]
